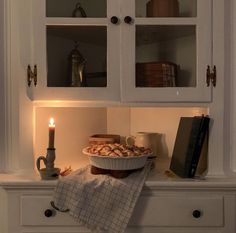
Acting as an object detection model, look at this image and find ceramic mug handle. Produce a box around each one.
[126,135,135,146]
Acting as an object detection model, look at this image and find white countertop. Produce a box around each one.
[1,159,236,190]
[0,170,236,191]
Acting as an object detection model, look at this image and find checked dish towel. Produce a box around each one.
[52,162,152,233]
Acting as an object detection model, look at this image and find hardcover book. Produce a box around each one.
[169,116,210,178]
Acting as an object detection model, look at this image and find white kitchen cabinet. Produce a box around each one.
[0,0,232,232]
[27,0,215,102]
[30,0,121,101]
[120,0,212,102]
[0,179,235,233]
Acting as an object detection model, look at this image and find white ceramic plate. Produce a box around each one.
[83,148,152,170]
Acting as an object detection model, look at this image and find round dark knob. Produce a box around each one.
[192,210,201,218]
[44,209,53,217]
[110,16,119,24]
[124,16,133,24]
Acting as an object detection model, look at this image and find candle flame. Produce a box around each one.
[49,118,55,127]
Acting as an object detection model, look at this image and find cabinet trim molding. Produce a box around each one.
[0,0,18,172]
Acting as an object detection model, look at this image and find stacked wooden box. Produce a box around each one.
[136,62,177,87]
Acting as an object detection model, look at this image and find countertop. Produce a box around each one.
[1,171,236,191]
[1,159,236,191]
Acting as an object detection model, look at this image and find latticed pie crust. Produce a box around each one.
[84,143,152,157]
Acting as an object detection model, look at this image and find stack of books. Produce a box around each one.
[169,115,210,178]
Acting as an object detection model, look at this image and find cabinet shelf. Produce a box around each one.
[135,17,197,25]
[46,18,108,26]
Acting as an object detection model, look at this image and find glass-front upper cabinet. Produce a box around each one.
[30,0,212,103]
[30,0,120,101]
[121,0,212,102]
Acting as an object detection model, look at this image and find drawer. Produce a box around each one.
[21,196,79,226]
[129,195,224,227]
[21,194,224,227]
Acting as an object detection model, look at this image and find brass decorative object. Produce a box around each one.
[27,65,37,86]
[68,41,86,87]
[72,2,87,17]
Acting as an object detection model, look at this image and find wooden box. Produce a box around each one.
[136,62,177,87]
[147,0,179,17]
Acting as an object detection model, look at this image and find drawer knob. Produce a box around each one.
[44,209,53,218]
[192,210,201,218]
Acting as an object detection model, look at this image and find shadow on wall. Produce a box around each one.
[156,133,169,158]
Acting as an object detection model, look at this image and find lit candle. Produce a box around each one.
[48,118,55,149]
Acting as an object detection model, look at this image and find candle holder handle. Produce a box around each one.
[36,156,47,171]
[36,148,56,171]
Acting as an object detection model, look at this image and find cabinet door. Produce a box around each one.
[30,0,120,101]
[121,0,212,102]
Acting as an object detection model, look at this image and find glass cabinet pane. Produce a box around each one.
[136,0,197,17]
[46,0,107,18]
[136,25,196,87]
[47,26,107,87]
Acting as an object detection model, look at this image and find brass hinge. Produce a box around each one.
[206,65,216,87]
[27,65,37,87]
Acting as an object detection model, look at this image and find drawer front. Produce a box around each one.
[21,196,79,226]
[129,195,224,227]
[21,194,224,227]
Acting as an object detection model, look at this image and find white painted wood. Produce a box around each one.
[46,18,108,26]
[21,195,79,226]
[0,188,8,233]
[0,0,6,172]
[0,0,36,175]
[207,0,225,177]
[0,0,233,231]
[29,0,214,103]
[2,0,22,172]
[31,0,120,101]
[0,186,234,233]
[135,17,197,25]
[7,0,35,174]
[21,194,224,227]
[120,0,212,103]
[130,195,223,227]
[229,0,236,173]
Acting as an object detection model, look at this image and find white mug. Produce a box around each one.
[126,132,158,156]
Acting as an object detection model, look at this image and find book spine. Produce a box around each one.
[184,117,202,177]
[188,117,210,178]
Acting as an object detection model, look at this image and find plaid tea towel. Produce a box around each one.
[52,162,152,233]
